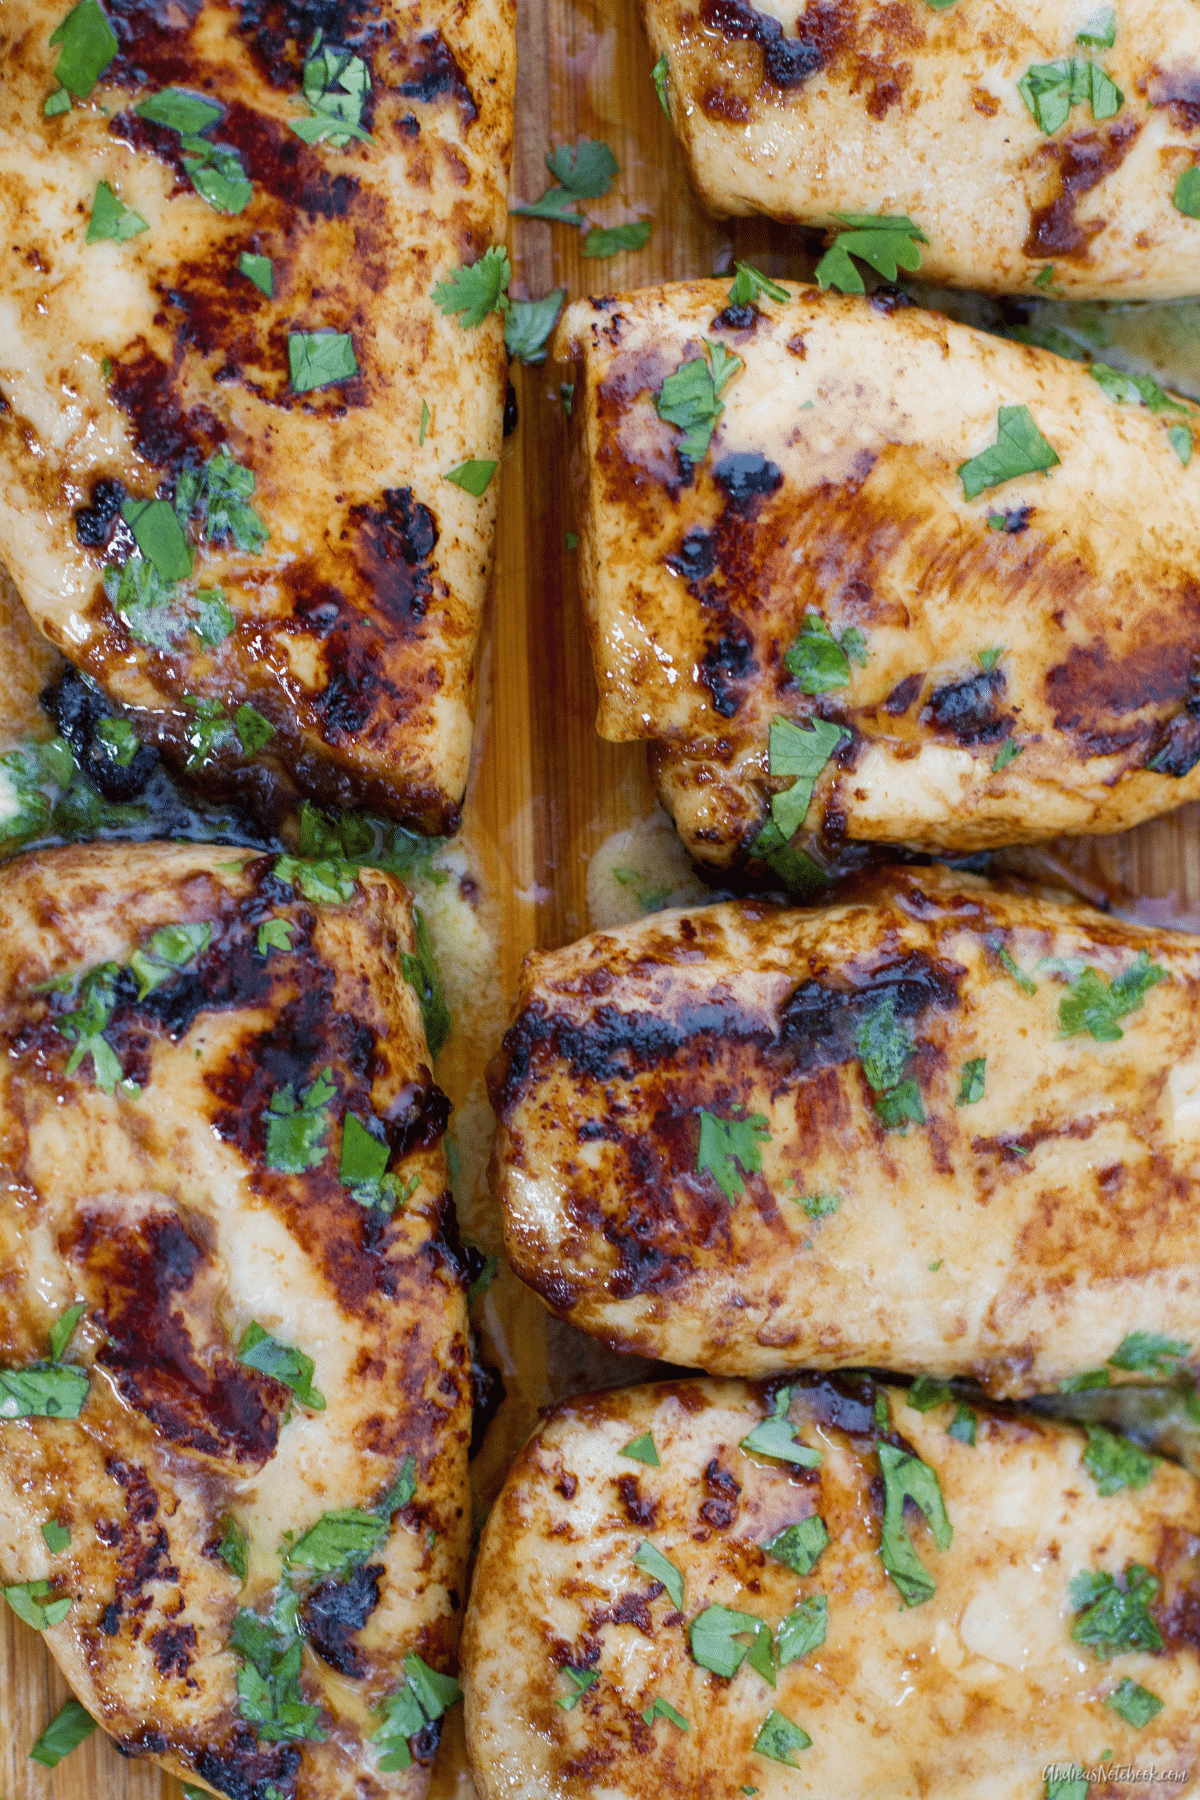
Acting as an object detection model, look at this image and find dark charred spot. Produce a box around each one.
[101,1600,122,1636]
[1024,120,1142,261]
[1149,65,1200,131]
[1045,624,1200,738]
[869,285,912,314]
[195,1734,302,1800]
[698,0,849,90]
[664,528,717,585]
[699,627,757,717]
[1149,703,1200,779]
[699,1457,740,1530]
[411,1720,443,1765]
[350,487,439,631]
[709,303,759,333]
[616,1475,658,1528]
[609,1592,656,1635]
[778,948,960,1075]
[236,0,385,89]
[989,504,1033,534]
[301,1562,383,1676]
[74,478,130,551]
[149,1622,197,1680]
[469,1353,505,1458]
[109,340,226,474]
[712,452,783,507]
[393,31,478,125]
[882,672,922,715]
[920,667,1011,745]
[42,667,159,804]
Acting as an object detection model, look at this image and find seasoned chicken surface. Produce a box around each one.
[557,283,1200,871]
[0,0,515,833]
[489,867,1200,1395]
[642,0,1200,299]
[462,1376,1200,1798]
[0,842,471,1798]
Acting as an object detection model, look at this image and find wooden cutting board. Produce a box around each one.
[3,0,1200,1792]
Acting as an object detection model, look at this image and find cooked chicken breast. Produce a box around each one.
[556,282,1200,871]
[0,0,515,834]
[0,841,471,1798]
[489,866,1200,1395]
[643,0,1200,300]
[462,1376,1200,1798]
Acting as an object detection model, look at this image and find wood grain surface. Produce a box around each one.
[3,0,1200,1792]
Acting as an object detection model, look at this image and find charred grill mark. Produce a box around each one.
[301,1561,384,1675]
[1149,702,1200,778]
[104,1458,180,1640]
[43,668,159,804]
[616,1474,658,1528]
[348,487,439,630]
[882,672,922,715]
[195,1733,303,1800]
[698,0,851,91]
[392,30,479,124]
[72,1210,289,1466]
[699,1457,740,1529]
[1023,120,1143,261]
[712,452,783,507]
[109,341,226,477]
[1148,65,1200,131]
[104,0,207,88]
[1045,619,1200,740]
[149,1622,198,1681]
[776,949,962,1073]
[699,627,757,718]
[920,667,1012,745]
[709,303,760,334]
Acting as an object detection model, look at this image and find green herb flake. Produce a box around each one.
[94,716,138,768]
[419,399,430,444]
[432,246,512,327]
[947,1404,976,1446]
[29,1698,97,1768]
[696,1107,769,1202]
[727,262,790,307]
[874,1079,925,1132]
[1169,424,1194,466]
[135,88,223,133]
[230,1606,327,1744]
[764,1514,829,1577]
[4,1580,74,1631]
[128,921,212,999]
[907,1376,952,1412]
[777,1594,827,1667]
[740,1387,822,1468]
[857,993,913,1094]
[234,703,274,753]
[443,458,498,497]
[763,713,848,841]
[581,221,653,257]
[1076,8,1116,47]
[48,1302,86,1362]
[1108,1329,1191,1377]
[631,1540,684,1610]
[956,1057,986,1106]
[641,1694,688,1729]
[815,213,927,295]
[783,610,868,693]
[1088,361,1190,415]
[652,51,669,111]
[45,86,73,114]
[555,1665,598,1710]
[510,183,585,223]
[620,1431,661,1467]
[1018,58,1123,135]
[1082,1424,1156,1497]
[290,34,373,146]
[959,405,1061,500]
[688,1602,773,1680]
[505,289,566,364]
[752,1708,812,1767]
[991,938,1038,995]
[1060,1368,1110,1393]
[264,1066,336,1175]
[1070,1563,1163,1659]
[992,738,1022,772]
[192,588,236,645]
[547,138,620,197]
[793,1189,840,1220]
[176,447,270,553]
[49,0,117,97]
[337,1111,414,1214]
[1033,264,1057,289]
[1046,1774,1090,1799]
[273,853,357,905]
[87,181,150,245]
[1175,166,1200,219]
[120,496,193,580]
[400,906,451,1056]
[1105,1678,1164,1729]
[288,330,358,392]
[180,137,252,213]
[978,646,1004,669]
[285,1507,389,1577]
[236,1321,326,1411]
[238,251,274,295]
[877,1442,953,1606]
[41,1520,71,1553]
[1058,951,1167,1041]
[217,1512,248,1582]
[656,337,743,461]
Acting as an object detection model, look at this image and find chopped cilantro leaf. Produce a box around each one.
[238,251,273,295]
[230,1603,327,1744]
[656,337,743,461]
[1170,424,1194,466]
[0,1362,89,1420]
[291,34,373,146]
[873,1079,925,1131]
[907,1377,952,1412]
[696,1107,769,1201]
[44,87,72,114]
[783,611,868,692]
[400,907,451,1056]
[236,1321,326,1410]
[740,1387,822,1467]
[419,399,430,444]
[632,1541,684,1609]
[95,717,138,767]
[727,262,790,307]
[29,1698,97,1768]
[1175,166,1200,219]
[4,1580,73,1631]
[120,496,193,580]
[581,221,652,257]
[443,459,498,496]
[1070,1563,1163,1659]
[41,1520,71,1553]
[49,0,116,97]
[641,1694,688,1729]
[992,738,1022,772]
[180,136,252,213]
[48,1302,86,1362]
[176,448,270,553]
[264,1066,336,1174]
[547,138,619,197]
[763,714,848,840]
[1057,951,1167,1041]
[959,405,1061,500]
[103,554,179,649]
[1089,362,1189,414]
[764,1514,828,1576]
[234,703,274,753]
[978,646,1004,669]
[793,1189,840,1220]
[338,1112,413,1213]
[612,866,673,911]
[877,1442,952,1606]
[689,1603,773,1680]
[1076,9,1116,47]
[505,289,566,364]
[1018,58,1123,135]
[510,184,584,223]
[1046,1775,1089,1800]
[555,1666,597,1710]
[192,588,235,644]
[1060,1369,1110,1393]
[856,992,914,1094]
[753,1709,811,1767]
[288,330,358,392]
[135,88,223,133]
[956,1057,985,1105]
[87,181,150,245]
[815,213,927,295]
[285,1506,388,1576]
[127,922,211,1000]
[777,1595,827,1666]
[1105,1678,1163,1729]
[620,1431,660,1467]
[652,51,669,111]
[947,1404,976,1446]
[273,854,357,904]
[990,937,1037,994]
[1109,1330,1191,1376]
[432,247,511,327]
[1082,1425,1156,1497]
[217,1513,248,1581]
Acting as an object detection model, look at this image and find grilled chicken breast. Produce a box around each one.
[0,841,471,1797]
[557,282,1200,872]
[489,866,1200,1395]
[0,0,515,834]
[642,0,1200,300]
[462,1376,1200,1798]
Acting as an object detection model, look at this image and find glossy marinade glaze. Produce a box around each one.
[462,1376,1200,1798]
[0,0,515,833]
[642,0,1200,299]
[0,842,471,1798]
[489,867,1200,1394]
[556,282,1200,872]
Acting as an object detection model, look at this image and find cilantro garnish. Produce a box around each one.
[44,87,72,114]
[443,458,498,496]
[612,866,673,911]
[1070,1563,1163,1659]
[175,448,270,553]
[758,714,848,845]
[264,1067,336,1174]
[752,1709,811,1767]
[1089,362,1189,415]
[192,588,235,644]
[727,262,789,307]
[696,1107,769,1201]
[739,1388,822,1467]
[511,138,618,223]
[4,1580,73,1631]
[620,1431,660,1467]
[103,556,178,650]
[1059,1369,1110,1394]
[1105,1678,1163,1729]
[339,1112,415,1213]
[555,1666,598,1711]
[1175,167,1200,219]
[87,182,150,245]
[29,1699,97,1769]
[401,907,451,1057]
[54,962,129,1095]
[128,920,211,998]
[1077,8,1115,47]
[273,853,358,903]
[632,1540,684,1608]
[288,330,358,392]
[956,1057,985,1105]
[238,251,273,296]
[959,405,1061,499]
[284,1507,389,1577]
[49,0,116,97]
[877,1443,952,1606]
[990,937,1037,994]
[992,738,1022,772]
[815,213,927,295]
[1082,1425,1156,1497]
[258,920,293,963]
[505,289,566,364]
[290,32,373,145]
[96,717,138,767]
[1057,951,1167,1041]
[1018,58,1123,135]
[792,1189,839,1220]
[689,1603,774,1681]
[763,1515,828,1576]
[656,337,743,461]
[121,497,193,580]
[236,1321,326,1410]
[582,221,652,257]
[136,88,254,214]
[856,994,925,1132]
[947,1404,976,1446]
[217,1513,248,1582]
[234,703,274,752]
[432,246,512,327]
[135,88,223,133]
[652,52,669,111]
[642,1694,688,1729]
[1169,424,1194,466]
[230,1603,327,1744]
[777,1595,827,1666]
[1046,1774,1089,1800]
[181,697,236,768]
[0,1361,90,1420]
[41,1520,71,1553]
[907,1377,952,1412]
[783,611,868,693]
[1108,1330,1191,1377]
[371,1654,461,1769]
